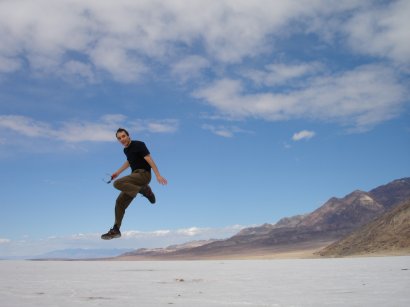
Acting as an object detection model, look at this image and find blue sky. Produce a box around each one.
[0,0,409,258]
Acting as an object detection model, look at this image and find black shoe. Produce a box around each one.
[140,185,156,204]
[101,226,121,240]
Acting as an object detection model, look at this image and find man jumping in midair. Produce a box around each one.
[101,128,167,240]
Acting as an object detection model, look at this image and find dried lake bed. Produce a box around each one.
[1,256,409,306]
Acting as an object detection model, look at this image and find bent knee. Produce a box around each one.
[113,179,122,190]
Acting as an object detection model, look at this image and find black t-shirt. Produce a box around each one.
[124,141,151,172]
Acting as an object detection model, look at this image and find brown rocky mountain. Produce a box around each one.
[368,178,410,209]
[296,190,384,231]
[118,177,410,259]
[318,199,410,257]
[236,214,308,237]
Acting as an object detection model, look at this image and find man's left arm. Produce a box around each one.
[144,155,168,185]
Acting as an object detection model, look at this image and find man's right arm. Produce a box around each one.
[111,161,130,180]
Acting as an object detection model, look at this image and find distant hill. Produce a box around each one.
[120,239,219,259]
[118,177,410,259]
[318,200,410,257]
[32,248,133,260]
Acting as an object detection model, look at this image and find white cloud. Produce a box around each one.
[101,114,127,124]
[89,40,148,82]
[292,130,315,141]
[58,121,118,142]
[203,125,234,138]
[1,0,407,81]
[0,115,179,144]
[171,55,210,83]
[202,124,251,138]
[122,230,171,238]
[131,119,179,134]
[0,115,53,138]
[0,238,11,244]
[59,61,96,83]
[176,227,204,236]
[343,0,410,66]
[194,64,408,131]
[243,62,324,87]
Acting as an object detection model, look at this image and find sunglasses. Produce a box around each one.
[102,173,114,184]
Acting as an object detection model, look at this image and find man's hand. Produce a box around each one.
[156,175,168,185]
[111,161,130,180]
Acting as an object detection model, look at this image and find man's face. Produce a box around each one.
[116,131,131,147]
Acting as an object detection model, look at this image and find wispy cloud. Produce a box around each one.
[202,124,251,138]
[194,64,407,131]
[242,62,324,87]
[131,119,179,134]
[292,130,315,141]
[0,238,10,244]
[0,1,408,81]
[176,227,208,236]
[171,55,210,84]
[0,115,179,144]
[342,0,410,66]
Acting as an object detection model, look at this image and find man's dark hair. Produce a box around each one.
[116,128,129,137]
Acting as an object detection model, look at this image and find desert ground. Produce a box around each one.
[1,256,409,306]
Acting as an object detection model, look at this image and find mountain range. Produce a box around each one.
[31,248,133,260]
[117,177,410,260]
[318,199,410,257]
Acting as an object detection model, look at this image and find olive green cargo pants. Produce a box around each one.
[113,169,151,228]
